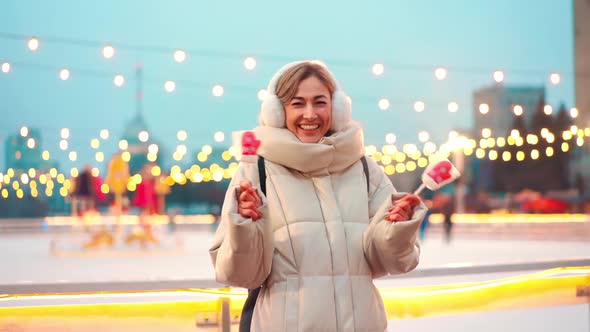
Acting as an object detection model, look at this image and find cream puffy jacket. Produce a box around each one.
[210,123,426,332]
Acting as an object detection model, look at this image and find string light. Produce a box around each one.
[59,140,68,150]
[27,37,40,51]
[20,126,29,137]
[60,128,70,139]
[513,105,523,116]
[378,98,390,111]
[164,80,176,93]
[570,107,579,118]
[243,56,257,70]
[138,130,149,142]
[115,140,127,151]
[493,70,504,83]
[177,130,187,141]
[102,45,115,59]
[414,101,425,113]
[418,131,430,143]
[100,129,109,139]
[447,102,459,113]
[434,67,447,80]
[1,62,10,73]
[26,138,36,149]
[544,105,553,115]
[479,103,490,114]
[371,63,384,76]
[549,73,561,85]
[59,68,70,80]
[148,144,159,154]
[212,84,224,97]
[214,131,225,143]
[173,49,187,63]
[385,133,397,144]
[113,74,125,87]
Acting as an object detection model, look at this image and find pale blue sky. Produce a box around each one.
[0,0,575,170]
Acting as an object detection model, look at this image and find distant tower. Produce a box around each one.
[120,64,160,174]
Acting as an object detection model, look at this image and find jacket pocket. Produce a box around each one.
[284,275,299,332]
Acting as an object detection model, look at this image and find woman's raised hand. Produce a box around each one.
[237,180,263,221]
[385,194,421,222]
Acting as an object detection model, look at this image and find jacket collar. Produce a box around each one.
[252,122,365,176]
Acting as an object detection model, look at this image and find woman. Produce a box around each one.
[210,60,426,331]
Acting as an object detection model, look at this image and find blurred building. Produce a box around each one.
[473,85,545,137]
[574,0,590,197]
[575,0,590,128]
[4,128,57,171]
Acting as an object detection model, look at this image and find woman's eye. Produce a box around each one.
[316,101,327,105]
[292,102,303,106]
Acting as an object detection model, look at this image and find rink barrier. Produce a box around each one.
[0,263,589,331]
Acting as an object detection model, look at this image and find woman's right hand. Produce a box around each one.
[237,180,263,221]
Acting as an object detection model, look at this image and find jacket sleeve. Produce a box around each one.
[362,158,427,278]
[209,157,274,289]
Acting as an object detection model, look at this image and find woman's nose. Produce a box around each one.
[303,104,317,119]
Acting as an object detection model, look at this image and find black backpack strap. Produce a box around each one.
[239,287,261,332]
[361,156,370,194]
[239,156,266,332]
[257,156,266,195]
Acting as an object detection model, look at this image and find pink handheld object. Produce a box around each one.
[414,158,460,195]
[241,131,261,156]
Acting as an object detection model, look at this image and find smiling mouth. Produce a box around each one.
[299,124,320,130]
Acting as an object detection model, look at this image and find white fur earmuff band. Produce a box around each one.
[259,60,352,133]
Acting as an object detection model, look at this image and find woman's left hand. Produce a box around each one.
[385,194,421,222]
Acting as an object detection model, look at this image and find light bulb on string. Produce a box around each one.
[164,80,176,93]
[544,105,553,115]
[479,103,490,114]
[212,84,224,97]
[378,98,390,111]
[174,49,187,63]
[113,74,125,87]
[60,128,70,139]
[570,107,579,118]
[177,130,187,141]
[27,37,40,51]
[244,56,257,70]
[1,62,10,73]
[434,67,447,80]
[448,102,459,113]
[549,73,561,85]
[513,105,524,116]
[371,63,384,76]
[214,131,225,143]
[414,101,425,113]
[493,70,504,83]
[102,45,115,59]
[59,68,70,80]
[100,129,109,140]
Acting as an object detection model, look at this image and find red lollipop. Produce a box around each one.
[241,131,261,156]
[415,158,460,195]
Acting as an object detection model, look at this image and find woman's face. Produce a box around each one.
[284,76,332,143]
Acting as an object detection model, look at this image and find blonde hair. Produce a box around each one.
[275,62,336,106]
